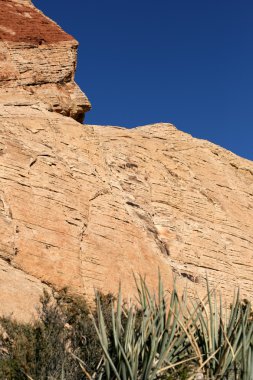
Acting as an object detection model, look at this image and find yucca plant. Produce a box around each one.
[92,275,253,380]
[236,300,253,380]
[93,274,196,380]
[1,272,253,379]
[187,281,253,380]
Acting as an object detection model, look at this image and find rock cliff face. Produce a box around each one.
[0,1,253,321]
[0,0,91,122]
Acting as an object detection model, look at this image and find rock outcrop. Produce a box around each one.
[0,0,91,122]
[0,1,253,321]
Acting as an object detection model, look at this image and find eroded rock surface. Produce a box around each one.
[0,258,50,321]
[0,0,91,122]
[1,102,253,319]
[0,1,253,321]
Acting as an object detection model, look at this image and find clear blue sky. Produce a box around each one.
[33,0,253,160]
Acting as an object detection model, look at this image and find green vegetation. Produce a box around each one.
[0,289,111,379]
[0,276,252,379]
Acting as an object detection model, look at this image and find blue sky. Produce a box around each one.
[33,0,253,160]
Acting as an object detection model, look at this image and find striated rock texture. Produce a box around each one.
[0,1,253,321]
[0,0,91,122]
[1,104,253,319]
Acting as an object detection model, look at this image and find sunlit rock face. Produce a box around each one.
[0,0,91,122]
[1,114,253,320]
[0,1,253,322]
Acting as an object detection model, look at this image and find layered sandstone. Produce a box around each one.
[0,1,253,321]
[1,105,253,319]
[0,0,91,122]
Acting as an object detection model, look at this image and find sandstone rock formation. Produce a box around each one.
[0,0,91,122]
[0,1,253,321]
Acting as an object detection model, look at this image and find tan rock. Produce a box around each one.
[1,103,253,320]
[0,0,253,321]
[0,0,91,122]
[0,258,50,322]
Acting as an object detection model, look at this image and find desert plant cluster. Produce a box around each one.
[0,276,252,380]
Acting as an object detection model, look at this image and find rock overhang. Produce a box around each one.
[0,0,91,122]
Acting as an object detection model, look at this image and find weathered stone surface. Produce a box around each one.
[0,100,253,320]
[0,0,253,321]
[0,0,91,122]
[0,258,50,322]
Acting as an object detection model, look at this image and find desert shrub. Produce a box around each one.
[0,277,252,379]
[0,289,114,380]
[0,318,36,379]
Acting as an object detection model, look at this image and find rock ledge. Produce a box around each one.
[0,0,91,122]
